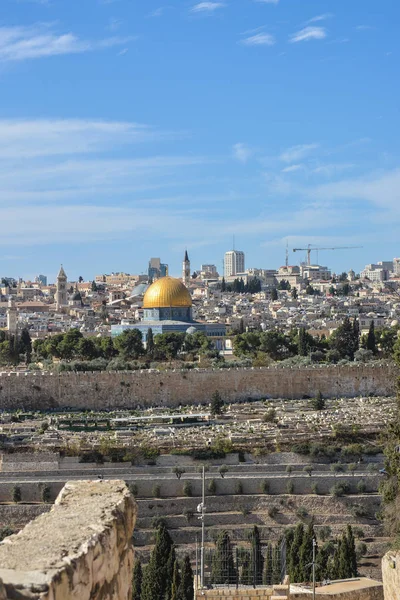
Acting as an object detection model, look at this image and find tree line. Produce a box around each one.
[132,523,193,600]
[234,317,399,365]
[31,328,216,366]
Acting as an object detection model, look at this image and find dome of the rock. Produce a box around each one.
[143,277,192,309]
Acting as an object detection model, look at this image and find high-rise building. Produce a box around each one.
[148,258,168,281]
[182,250,190,287]
[56,265,68,311]
[35,274,47,286]
[224,250,245,277]
[393,258,400,276]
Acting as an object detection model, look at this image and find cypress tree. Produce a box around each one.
[240,550,251,585]
[338,532,351,579]
[141,523,174,600]
[346,525,358,577]
[132,560,142,600]
[248,525,263,585]
[288,523,304,583]
[366,321,376,354]
[221,277,226,292]
[298,328,308,356]
[263,543,272,585]
[170,560,181,600]
[272,545,281,584]
[147,328,154,356]
[211,530,236,585]
[299,522,316,583]
[179,555,194,600]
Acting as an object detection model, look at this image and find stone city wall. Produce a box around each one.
[0,480,136,600]
[0,363,396,411]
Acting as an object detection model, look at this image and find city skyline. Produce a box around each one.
[0,0,399,280]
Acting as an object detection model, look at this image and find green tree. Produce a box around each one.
[179,555,194,600]
[288,523,304,583]
[211,530,237,585]
[211,390,224,416]
[146,328,154,356]
[272,544,281,584]
[271,288,278,301]
[114,329,144,360]
[170,560,181,600]
[299,522,316,583]
[41,484,51,503]
[19,328,32,363]
[221,277,226,292]
[91,280,98,292]
[291,287,298,300]
[100,336,115,359]
[141,523,174,600]
[366,320,376,354]
[311,391,325,410]
[154,332,185,360]
[132,560,142,600]
[248,525,263,585]
[330,317,359,360]
[263,543,272,584]
[298,328,308,356]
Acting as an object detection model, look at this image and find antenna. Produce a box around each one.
[233,235,235,251]
[285,241,289,268]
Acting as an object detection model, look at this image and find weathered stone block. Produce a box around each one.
[0,480,136,600]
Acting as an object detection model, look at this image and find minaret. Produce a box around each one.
[56,265,68,311]
[6,297,17,335]
[182,250,190,287]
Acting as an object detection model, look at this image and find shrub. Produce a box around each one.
[128,483,138,497]
[367,463,378,473]
[241,505,251,517]
[261,480,269,494]
[268,506,278,519]
[357,479,367,493]
[173,467,186,480]
[234,482,243,495]
[208,479,217,495]
[12,485,22,503]
[296,506,308,519]
[152,484,161,498]
[303,465,313,477]
[0,526,14,542]
[41,484,51,503]
[330,463,344,476]
[286,481,294,494]
[151,516,167,529]
[263,408,277,423]
[356,542,368,560]
[310,391,325,410]
[183,482,193,497]
[318,526,331,542]
[285,465,293,475]
[348,463,358,476]
[183,508,194,522]
[219,465,229,478]
[351,504,368,518]
[311,483,319,495]
[353,527,365,539]
[330,482,349,497]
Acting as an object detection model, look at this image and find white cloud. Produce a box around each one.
[0,24,133,62]
[307,13,333,24]
[254,0,279,3]
[191,2,225,13]
[280,143,319,163]
[148,7,164,17]
[233,143,252,163]
[0,119,155,158]
[281,164,303,173]
[240,32,275,46]
[290,26,327,43]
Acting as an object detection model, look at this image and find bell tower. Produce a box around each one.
[182,250,190,287]
[6,297,17,335]
[56,265,68,311]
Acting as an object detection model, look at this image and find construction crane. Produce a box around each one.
[292,244,363,266]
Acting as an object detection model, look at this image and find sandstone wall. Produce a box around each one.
[0,480,136,600]
[0,363,396,411]
[382,550,400,600]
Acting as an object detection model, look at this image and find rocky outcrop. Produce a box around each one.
[0,480,136,599]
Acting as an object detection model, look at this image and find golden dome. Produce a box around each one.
[143,277,192,309]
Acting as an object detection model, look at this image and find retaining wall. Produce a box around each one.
[0,364,396,411]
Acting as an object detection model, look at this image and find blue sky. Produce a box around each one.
[0,0,399,281]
